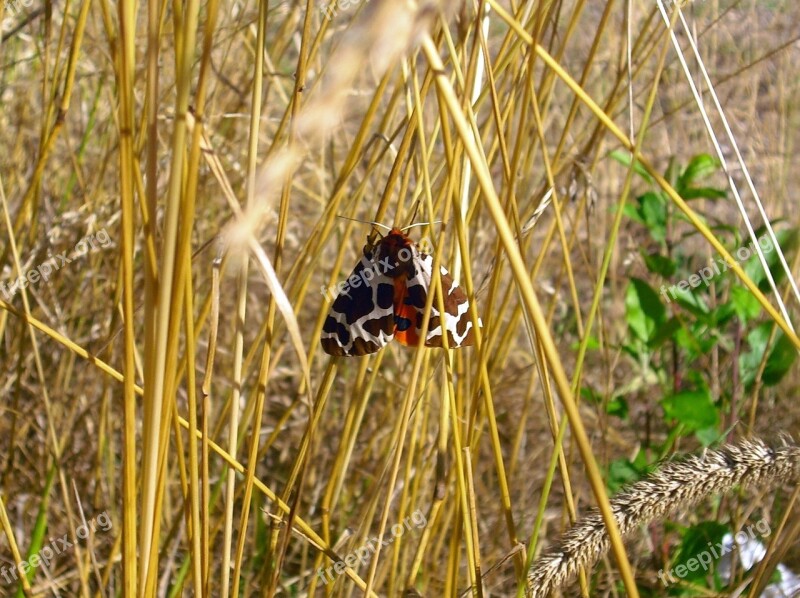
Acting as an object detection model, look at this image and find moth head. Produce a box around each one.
[375,229,418,279]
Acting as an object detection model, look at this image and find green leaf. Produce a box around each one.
[740,325,797,388]
[581,386,628,419]
[661,282,693,306]
[644,252,677,277]
[580,385,603,404]
[675,325,704,357]
[739,324,770,388]
[763,331,797,386]
[606,458,643,494]
[743,228,798,290]
[607,395,629,419]
[673,522,729,582]
[622,201,644,224]
[709,302,737,329]
[678,154,720,189]
[608,149,654,184]
[689,324,722,355]
[695,427,723,447]
[729,286,761,323]
[681,186,727,201]
[18,467,57,596]
[661,389,719,431]
[650,316,683,348]
[665,156,680,188]
[638,192,668,243]
[626,278,667,343]
[674,286,710,317]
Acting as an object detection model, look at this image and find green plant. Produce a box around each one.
[583,152,799,594]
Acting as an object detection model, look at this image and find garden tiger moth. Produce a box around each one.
[321,228,479,356]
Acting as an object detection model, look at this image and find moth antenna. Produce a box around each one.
[400,220,442,232]
[335,215,393,231]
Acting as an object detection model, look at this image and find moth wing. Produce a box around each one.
[321,253,396,356]
[393,251,478,349]
[391,273,423,348]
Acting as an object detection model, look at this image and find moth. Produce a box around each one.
[321,227,479,356]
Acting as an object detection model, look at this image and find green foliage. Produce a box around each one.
[609,152,797,444]
[605,449,650,495]
[660,388,719,432]
[626,278,667,345]
[595,153,799,594]
[665,522,729,595]
[739,323,798,388]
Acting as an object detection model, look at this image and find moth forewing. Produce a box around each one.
[320,251,395,356]
[414,253,476,349]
